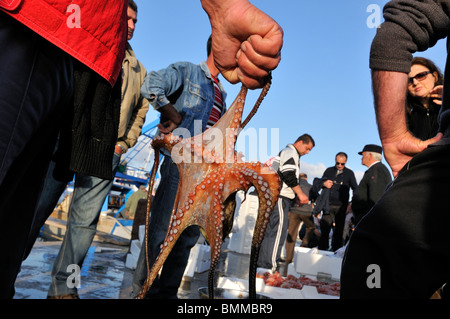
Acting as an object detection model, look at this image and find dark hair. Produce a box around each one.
[207,35,212,57]
[335,152,348,160]
[295,134,315,147]
[406,57,443,113]
[129,0,138,12]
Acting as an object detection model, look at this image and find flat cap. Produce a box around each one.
[358,144,382,155]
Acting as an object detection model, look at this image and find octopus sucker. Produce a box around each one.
[137,75,280,299]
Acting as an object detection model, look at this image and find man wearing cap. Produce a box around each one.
[351,144,392,225]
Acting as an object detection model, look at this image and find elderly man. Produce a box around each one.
[351,144,392,225]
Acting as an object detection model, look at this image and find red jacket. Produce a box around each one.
[0,0,127,86]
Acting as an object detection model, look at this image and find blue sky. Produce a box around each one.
[129,0,448,183]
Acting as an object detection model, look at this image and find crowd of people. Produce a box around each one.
[2,0,450,300]
[257,142,392,275]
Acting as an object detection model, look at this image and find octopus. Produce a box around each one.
[137,76,281,299]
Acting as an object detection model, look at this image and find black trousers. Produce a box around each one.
[0,13,73,298]
[341,143,450,298]
[318,203,347,251]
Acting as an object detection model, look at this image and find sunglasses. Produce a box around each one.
[336,162,346,166]
[408,71,431,84]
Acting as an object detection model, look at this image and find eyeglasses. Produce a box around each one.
[408,71,431,84]
[336,162,346,166]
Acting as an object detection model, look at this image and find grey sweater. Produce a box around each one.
[370,0,450,141]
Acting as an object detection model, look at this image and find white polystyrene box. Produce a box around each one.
[197,243,210,261]
[139,224,145,245]
[125,252,138,270]
[300,285,339,299]
[183,244,200,278]
[130,239,141,257]
[226,192,258,255]
[195,259,211,273]
[294,247,342,280]
[261,285,304,299]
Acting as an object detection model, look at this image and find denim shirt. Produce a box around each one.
[141,61,227,138]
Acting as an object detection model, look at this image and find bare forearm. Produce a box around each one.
[201,0,244,20]
[371,70,442,176]
[372,70,409,144]
[292,185,308,204]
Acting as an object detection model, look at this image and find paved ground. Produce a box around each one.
[13,239,246,299]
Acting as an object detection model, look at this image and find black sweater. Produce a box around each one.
[55,61,121,181]
[407,101,441,141]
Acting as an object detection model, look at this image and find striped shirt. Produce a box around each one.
[272,144,301,199]
[206,75,224,129]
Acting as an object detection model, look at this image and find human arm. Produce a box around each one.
[156,104,182,134]
[320,168,333,189]
[201,0,283,89]
[369,0,450,176]
[366,166,392,207]
[117,92,150,151]
[291,185,308,204]
[372,71,442,177]
[349,170,358,193]
[141,63,188,133]
[430,85,443,105]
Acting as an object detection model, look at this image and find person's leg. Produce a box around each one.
[131,156,181,298]
[157,225,200,298]
[0,12,73,299]
[318,209,335,250]
[23,144,71,260]
[48,154,120,297]
[331,203,347,251]
[298,214,316,247]
[341,145,450,298]
[257,197,289,271]
[285,212,301,263]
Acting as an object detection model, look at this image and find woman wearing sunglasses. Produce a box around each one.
[406,57,444,140]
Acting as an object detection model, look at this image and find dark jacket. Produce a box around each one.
[311,177,330,216]
[407,100,440,141]
[352,162,392,222]
[321,166,358,206]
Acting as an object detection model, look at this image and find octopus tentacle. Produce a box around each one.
[239,162,280,298]
[137,80,280,299]
[240,73,272,129]
[138,148,160,300]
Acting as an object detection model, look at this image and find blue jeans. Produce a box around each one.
[48,153,121,296]
[131,156,199,299]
